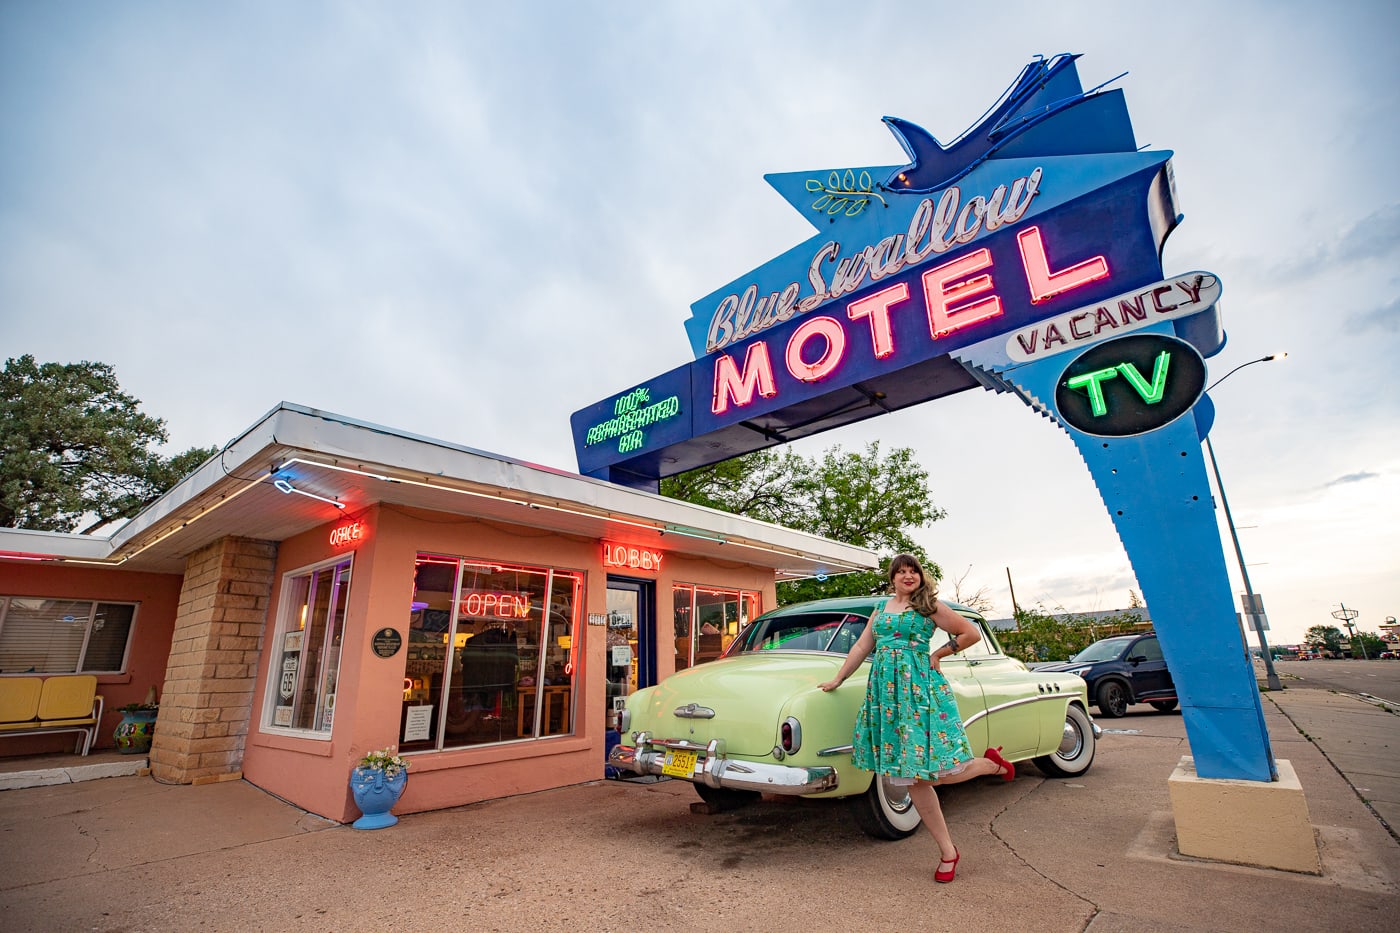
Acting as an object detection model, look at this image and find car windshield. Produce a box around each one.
[725,612,868,656]
[1071,638,1133,663]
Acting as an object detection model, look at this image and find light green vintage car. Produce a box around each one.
[608,595,1099,839]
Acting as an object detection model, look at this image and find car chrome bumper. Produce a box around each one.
[608,732,839,795]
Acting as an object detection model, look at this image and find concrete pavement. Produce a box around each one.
[0,685,1395,932]
[1266,685,1399,842]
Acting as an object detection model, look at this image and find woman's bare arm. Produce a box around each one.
[818,623,875,692]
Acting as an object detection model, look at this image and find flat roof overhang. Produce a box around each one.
[0,403,876,580]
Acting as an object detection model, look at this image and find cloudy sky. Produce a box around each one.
[3,1,1396,646]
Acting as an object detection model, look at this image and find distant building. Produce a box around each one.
[1379,619,1399,643]
[987,607,1152,633]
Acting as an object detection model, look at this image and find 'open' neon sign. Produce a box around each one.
[459,591,533,619]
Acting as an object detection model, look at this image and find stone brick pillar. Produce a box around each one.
[149,536,277,784]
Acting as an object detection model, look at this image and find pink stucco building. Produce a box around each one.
[0,403,872,822]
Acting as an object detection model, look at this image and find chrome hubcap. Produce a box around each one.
[881,777,913,813]
[1057,720,1084,758]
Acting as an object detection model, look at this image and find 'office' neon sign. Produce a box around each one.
[328,521,366,548]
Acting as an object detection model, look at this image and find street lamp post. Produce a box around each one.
[1204,353,1287,691]
[1332,605,1365,659]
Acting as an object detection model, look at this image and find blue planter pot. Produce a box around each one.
[349,767,408,829]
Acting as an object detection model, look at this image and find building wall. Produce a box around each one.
[240,504,777,823]
[1,501,781,812]
[0,562,181,756]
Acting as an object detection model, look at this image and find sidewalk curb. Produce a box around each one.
[0,756,147,792]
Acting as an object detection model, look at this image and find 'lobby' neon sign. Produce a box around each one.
[602,542,664,572]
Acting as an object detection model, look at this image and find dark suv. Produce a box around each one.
[1035,632,1177,718]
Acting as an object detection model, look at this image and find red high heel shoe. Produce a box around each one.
[985,746,1015,782]
[935,848,960,883]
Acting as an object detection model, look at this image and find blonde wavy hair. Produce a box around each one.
[887,553,940,619]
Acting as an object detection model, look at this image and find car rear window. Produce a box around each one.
[1072,637,1134,663]
[725,612,868,656]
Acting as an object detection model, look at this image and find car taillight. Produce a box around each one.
[780,716,802,754]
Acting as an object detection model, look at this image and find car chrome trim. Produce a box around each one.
[673,703,716,719]
[961,692,1075,728]
[817,744,853,757]
[607,733,839,796]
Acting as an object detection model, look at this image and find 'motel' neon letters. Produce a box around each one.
[711,226,1110,415]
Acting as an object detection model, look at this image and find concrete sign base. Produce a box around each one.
[1168,756,1320,874]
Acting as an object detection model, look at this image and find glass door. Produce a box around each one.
[605,578,654,727]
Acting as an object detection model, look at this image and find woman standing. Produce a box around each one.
[818,553,1014,883]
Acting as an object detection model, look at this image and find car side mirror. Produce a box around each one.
[1127,654,1146,665]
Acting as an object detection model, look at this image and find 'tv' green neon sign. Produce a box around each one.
[1065,350,1171,416]
[1053,334,1206,438]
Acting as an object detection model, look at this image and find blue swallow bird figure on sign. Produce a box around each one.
[882,53,1136,193]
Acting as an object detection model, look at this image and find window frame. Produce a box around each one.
[260,554,353,740]
[0,595,139,675]
[931,615,997,659]
[672,582,762,670]
[402,553,585,754]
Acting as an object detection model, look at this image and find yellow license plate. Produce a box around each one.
[662,749,698,778]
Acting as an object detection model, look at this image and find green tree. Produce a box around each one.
[0,355,218,533]
[1304,624,1345,656]
[661,441,945,604]
[998,604,1145,663]
[1351,632,1385,660]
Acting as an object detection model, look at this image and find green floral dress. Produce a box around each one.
[851,600,974,781]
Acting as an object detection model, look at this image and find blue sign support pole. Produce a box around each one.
[985,334,1277,782]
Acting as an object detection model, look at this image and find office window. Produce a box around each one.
[264,556,351,735]
[0,597,136,674]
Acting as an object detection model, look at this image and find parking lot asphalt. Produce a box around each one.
[0,682,1396,933]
